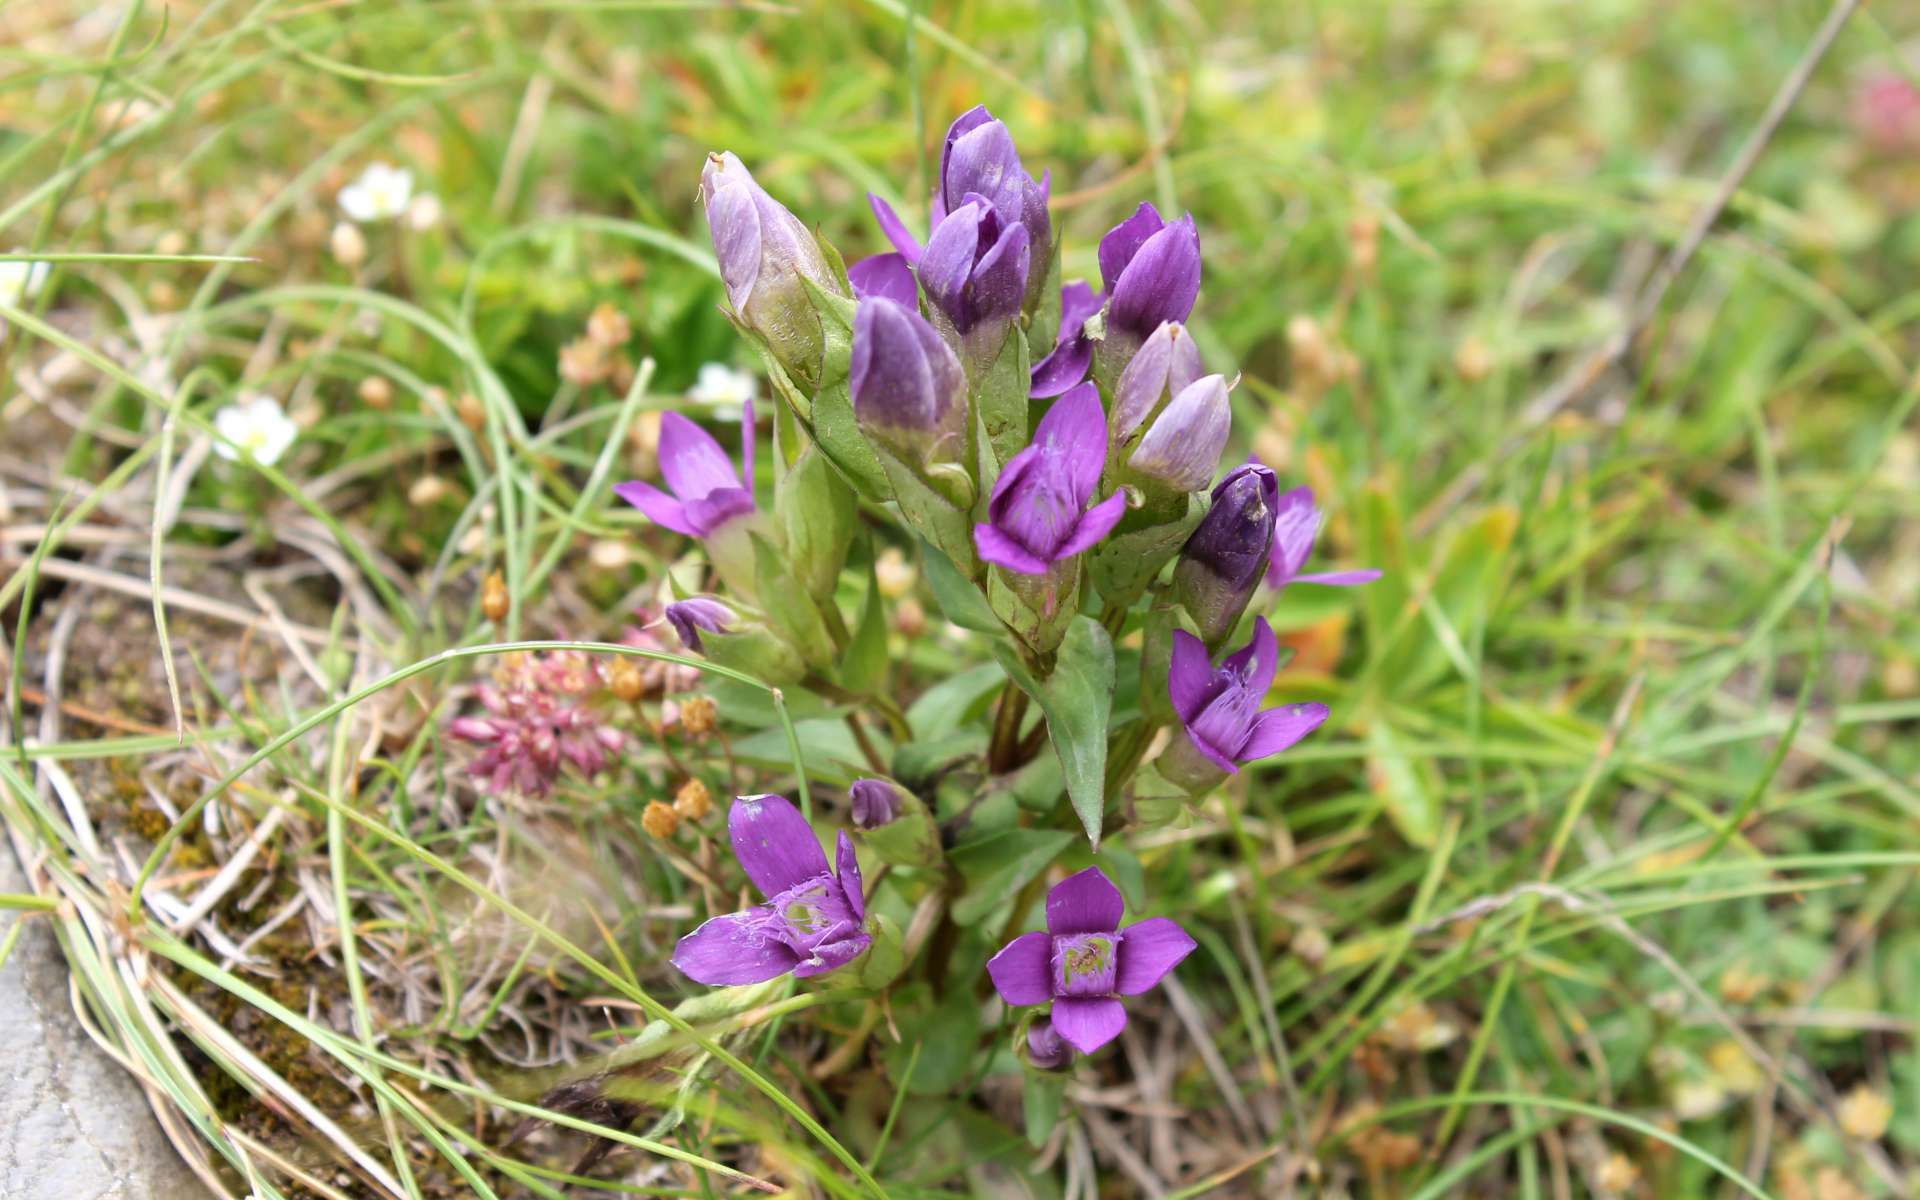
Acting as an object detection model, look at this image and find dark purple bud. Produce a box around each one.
[1173,463,1279,645]
[1099,203,1201,347]
[973,384,1128,576]
[918,198,1030,341]
[1166,619,1328,780]
[1126,374,1231,493]
[1111,321,1205,440]
[848,253,918,309]
[848,778,905,829]
[939,106,1052,310]
[850,297,968,464]
[664,597,735,652]
[700,152,840,375]
[1030,281,1104,399]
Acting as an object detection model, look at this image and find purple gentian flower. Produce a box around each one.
[664,597,734,652]
[1172,463,1279,645]
[973,383,1129,576]
[987,867,1196,1055]
[700,152,839,375]
[1099,202,1201,348]
[671,794,871,985]
[850,296,967,464]
[1265,485,1383,591]
[1030,281,1104,398]
[918,197,1030,340]
[870,106,1051,307]
[1170,618,1328,774]
[1111,321,1204,440]
[848,252,918,309]
[1124,374,1231,494]
[614,402,756,539]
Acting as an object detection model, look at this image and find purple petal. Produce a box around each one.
[1031,383,1108,507]
[1059,281,1103,338]
[1294,568,1384,586]
[1181,726,1242,775]
[793,932,872,978]
[983,442,1080,565]
[1167,630,1216,724]
[704,168,763,308]
[1115,917,1197,995]
[728,793,830,899]
[1108,214,1201,338]
[1046,867,1123,935]
[613,479,698,537]
[1219,617,1280,693]
[868,193,923,263]
[917,201,984,323]
[682,486,756,537]
[1051,487,1128,561]
[1128,374,1230,492]
[939,105,998,201]
[1050,997,1126,1054]
[1266,486,1322,585]
[671,908,800,985]
[944,117,1022,216]
[1029,337,1093,398]
[968,219,1031,327]
[658,412,741,500]
[1098,202,1166,294]
[1239,703,1329,763]
[835,830,865,923]
[849,253,918,309]
[987,930,1054,1006]
[740,394,756,489]
[974,523,1052,576]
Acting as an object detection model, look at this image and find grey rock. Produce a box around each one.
[0,847,205,1199]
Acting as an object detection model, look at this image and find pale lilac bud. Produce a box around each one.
[1111,321,1205,440]
[1126,374,1230,493]
[700,151,839,376]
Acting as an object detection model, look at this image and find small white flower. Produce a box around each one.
[688,362,756,416]
[213,393,298,465]
[0,254,51,308]
[338,161,414,223]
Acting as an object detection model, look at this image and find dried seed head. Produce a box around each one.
[893,596,927,638]
[481,570,510,623]
[457,392,487,432]
[330,221,367,266]
[408,475,449,506]
[673,777,712,821]
[358,375,394,410]
[559,336,610,387]
[1454,335,1494,382]
[641,800,680,839]
[1838,1085,1892,1141]
[1596,1152,1639,1196]
[1290,925,1331,967]
[587,303,632,348]
[679,695,718,737]
[874,546,917,598]
[607,660,646,702]
[1347,210,1379,273]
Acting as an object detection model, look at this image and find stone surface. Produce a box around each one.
[0,847,205,1199]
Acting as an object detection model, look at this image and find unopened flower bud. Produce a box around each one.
[642,800,680,838]
[918,198,1030,350]
[1098,203,1201,358]
[701,151,840,379]
[664,597,735,652]
[481,569,510,623]
[1173,464,1278,646]
[846,777,940,867]
[848,778,904,829]
[1025,1021,1073,1070]
[850,297,967,466]
[673,777,713,821]
[679,695,718,737]
[1125,374,1231,494]
[1111,321,1205,441]
[587,302,631,348]
[330,221,367,266]
[358,375,393,410]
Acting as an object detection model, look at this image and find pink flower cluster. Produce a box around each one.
[448,651,624,796]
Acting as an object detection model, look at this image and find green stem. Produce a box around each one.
[987,683,1030,774]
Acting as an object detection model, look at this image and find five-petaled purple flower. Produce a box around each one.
[973,383,1129,576]
[1265,484,1383,591]
[987,867,1196,1055]
[614,403,756,539]
[1030,281,1104,398]
[672,794,872,985]
[1099,202,1201,349]
[1170,617,1329,774]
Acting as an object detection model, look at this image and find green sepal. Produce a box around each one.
[1085,489,1209,612]
[875,442,979,580]
[972,324,1033,470]
[839,555,889,696]
[855,911,905,989]
[698,624,805,687]
[810,379,892,502]
[1128,759,1197,828]
[751,532,835,671]
[918,537,1004,634]
[775,439,857,603]
[854,782,943,869]
[800,269,857,387]
[986,562,1079,659]
[1025,235,1064,355]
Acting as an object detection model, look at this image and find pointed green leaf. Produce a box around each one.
[993,616,1115,847]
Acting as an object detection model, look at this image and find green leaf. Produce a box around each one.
[905,661,1005,738]
[1022,1068,1066,1149]
[993,616,1115,847]
[973,327,1033,468]
[875,441,979,577]
[949,827,1076,925]
[1085,490,1208,611]
[750,533,834,671]
[920,537,1004,634]
[839,556,888,695]
[1366,718,1441,848]
[884,982,981,1093]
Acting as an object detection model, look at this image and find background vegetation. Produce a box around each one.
[2,0,1917,1196]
